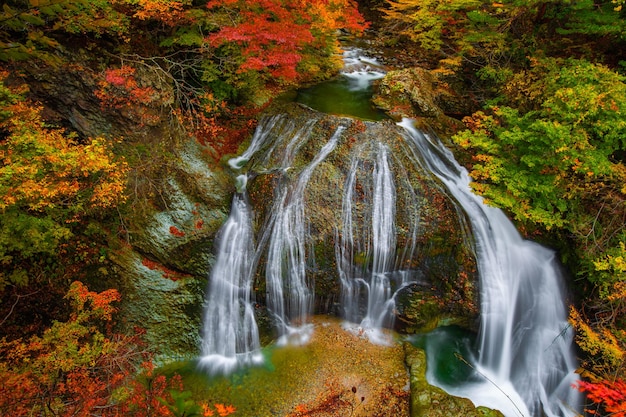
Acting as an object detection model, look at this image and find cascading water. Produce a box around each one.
[399,120,581,417]
[335,142,418,343]
[261,123,345,344]
[341,47,386,91]
[199,114,304,372]
[199,190,263,374]
[200,112,349,368]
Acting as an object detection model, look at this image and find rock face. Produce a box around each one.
[21,58,235,360]
[372,67,472,137]
[245,103,479,334]
[109,139,233,361]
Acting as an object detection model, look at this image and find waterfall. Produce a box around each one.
[399,120,581,417]
[336,142,416,343]
[198,191,263,374]
[199,45,581,416]
[228,114,285,170]
[198,114,306,372]
[341,47,386,91]
[262,124,345,344]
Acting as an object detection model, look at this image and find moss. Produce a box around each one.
[110,248,205,361]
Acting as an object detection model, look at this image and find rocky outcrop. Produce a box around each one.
[109,139,234,360]
[20,57,235,360]
[372,67,473,137]
[246,103,479,333]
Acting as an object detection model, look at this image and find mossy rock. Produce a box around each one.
[110,248,206,362]
[404,343,504,417]
[109,133,233,359]
[372,68,468,137]
[245,104,479,328]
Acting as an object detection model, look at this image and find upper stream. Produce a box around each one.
[296,48,388,121]
[199,47,582,416]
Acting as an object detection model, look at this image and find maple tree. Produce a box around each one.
[206,0,367,83]
[95,65,164,126]
[577,378,626,417]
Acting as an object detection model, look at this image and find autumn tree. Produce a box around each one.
[0,0,132,62]
[0,74,127,290]
[205,0,367,85]
[454,58,626,228]
[0,281,139,416]
[381,0,626,87]
[576,378,626,417]
[0,281,237,417]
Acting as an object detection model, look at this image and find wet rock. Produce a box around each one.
[112,139,233,358]
[110,248,206,362]
[246,103,479,331]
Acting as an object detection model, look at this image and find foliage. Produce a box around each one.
[116,362,236,417]
[0,92,128,212]
[0,281,138,416]
[380,0,540,68]
[95,65,163,126]
[0,0,129,62]
[205,0,367,83]
[554,0,626,41]
[381,0,626,87]
[453,58,626,229]
[569,306,625,376]
[0,281,236,416]
[0,74,128,290]
[381,0,482,51]
[577,378,626,417]
[591,240,626,302]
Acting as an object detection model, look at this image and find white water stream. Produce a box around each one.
[335,141,418,344]
[262,124,344,344]
[199,192,263,374]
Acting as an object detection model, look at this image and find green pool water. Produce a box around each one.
[161,344,318,416]
[409,325,479,387]
[296,76,388,121]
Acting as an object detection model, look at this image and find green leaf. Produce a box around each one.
[20,13,45,26]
